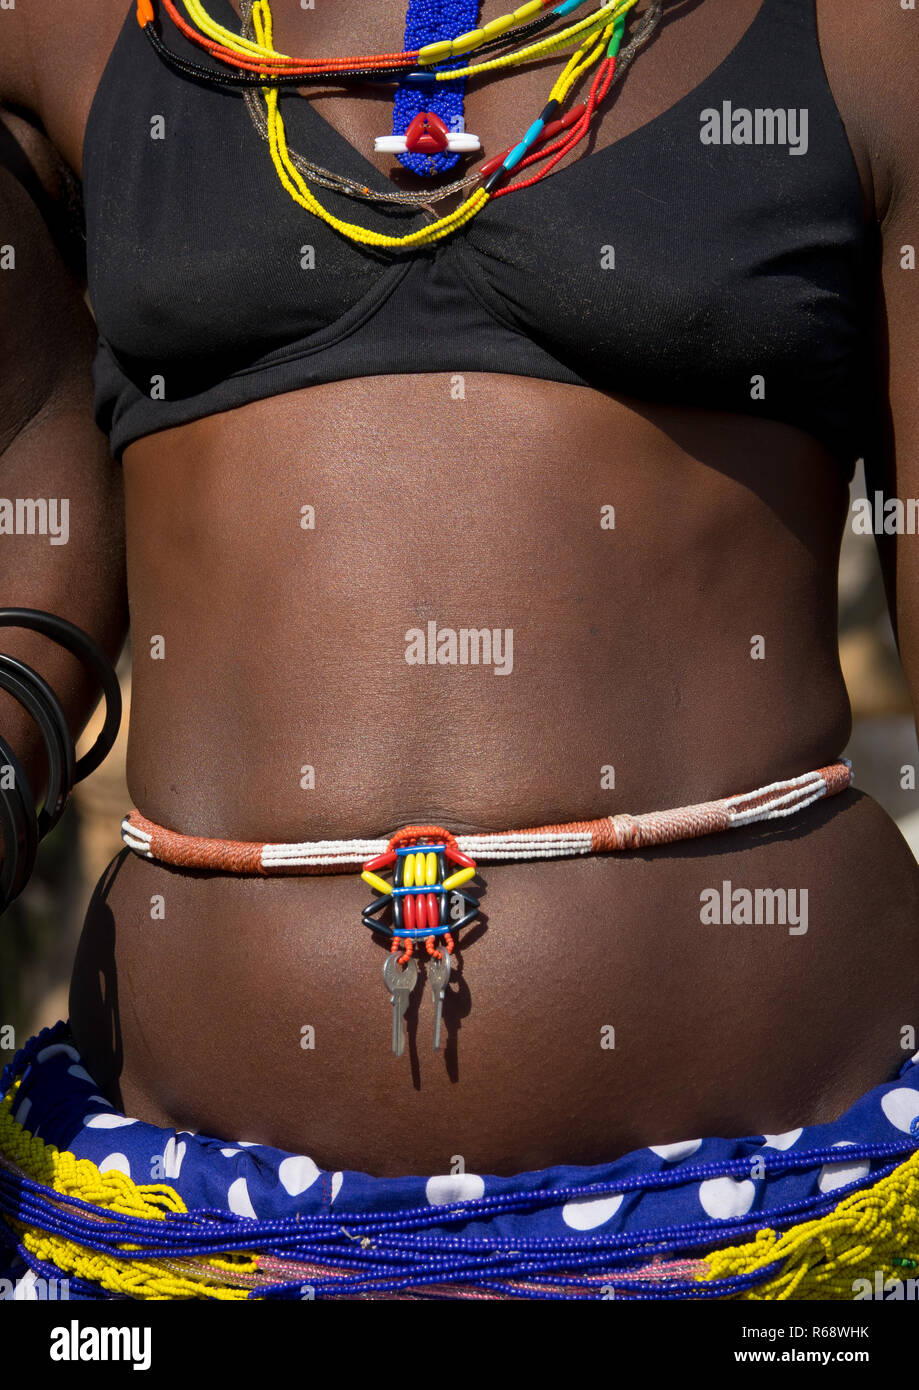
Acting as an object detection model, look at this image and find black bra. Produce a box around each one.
[84,0,875,475]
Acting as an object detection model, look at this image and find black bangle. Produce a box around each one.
[0,731,38,913]
[0,655,75,838]
[0,609,122,782]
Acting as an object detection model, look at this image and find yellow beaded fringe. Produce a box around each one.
[0,1080,254,1300]
[698,1146,919,1300]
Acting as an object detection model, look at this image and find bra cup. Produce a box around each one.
[83,4,417,364]
[84,0,871,475]
[454,118,868,458]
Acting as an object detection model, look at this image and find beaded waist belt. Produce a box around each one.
[121,758,852,1056]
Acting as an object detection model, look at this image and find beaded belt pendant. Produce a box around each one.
[375,0,484,173]
[361,826,479,1056]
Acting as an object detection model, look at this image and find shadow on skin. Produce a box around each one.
[68,848,128,1116]
[66,850,492,1103]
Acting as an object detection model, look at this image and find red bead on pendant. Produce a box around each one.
[404,111,450,155]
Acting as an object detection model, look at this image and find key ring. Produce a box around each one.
[0,655,74,838]
[0,609,122,782]
[363,826,479,1058]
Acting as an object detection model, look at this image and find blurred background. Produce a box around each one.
[2,456,919,1044]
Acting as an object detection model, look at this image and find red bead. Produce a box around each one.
[478,105,586,179]
[445,846,475,869]
[426,892,439,930]
[405,111,449,155]
[478,150,506,179]
[404,893,416,931]
[363,849,397,872]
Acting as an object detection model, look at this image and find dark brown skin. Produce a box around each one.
[2,0,918,1176]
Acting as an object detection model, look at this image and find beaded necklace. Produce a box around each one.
[389,1,484,179]
[237,0,662,216]
[139,0,667,241]
[139,0,664,246]
[149,0,612,77]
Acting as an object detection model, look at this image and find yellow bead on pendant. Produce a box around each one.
[361,869,393,896]
[443,865,476,892]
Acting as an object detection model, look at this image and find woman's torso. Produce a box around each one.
[25,0,917,1175]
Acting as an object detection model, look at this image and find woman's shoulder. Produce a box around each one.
[815,0,919,226]
[0,0,130,170]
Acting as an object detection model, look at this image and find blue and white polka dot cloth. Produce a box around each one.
[2,1020,918,1298]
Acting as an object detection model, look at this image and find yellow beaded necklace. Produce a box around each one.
[249,0,633,247]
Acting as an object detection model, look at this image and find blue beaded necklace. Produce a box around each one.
[392,0,483,176]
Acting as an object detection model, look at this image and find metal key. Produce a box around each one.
[427,951,452,1052]
[383,953,418,1057]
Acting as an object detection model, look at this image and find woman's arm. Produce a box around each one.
[830,3,919,718]
[0,107,127,805]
